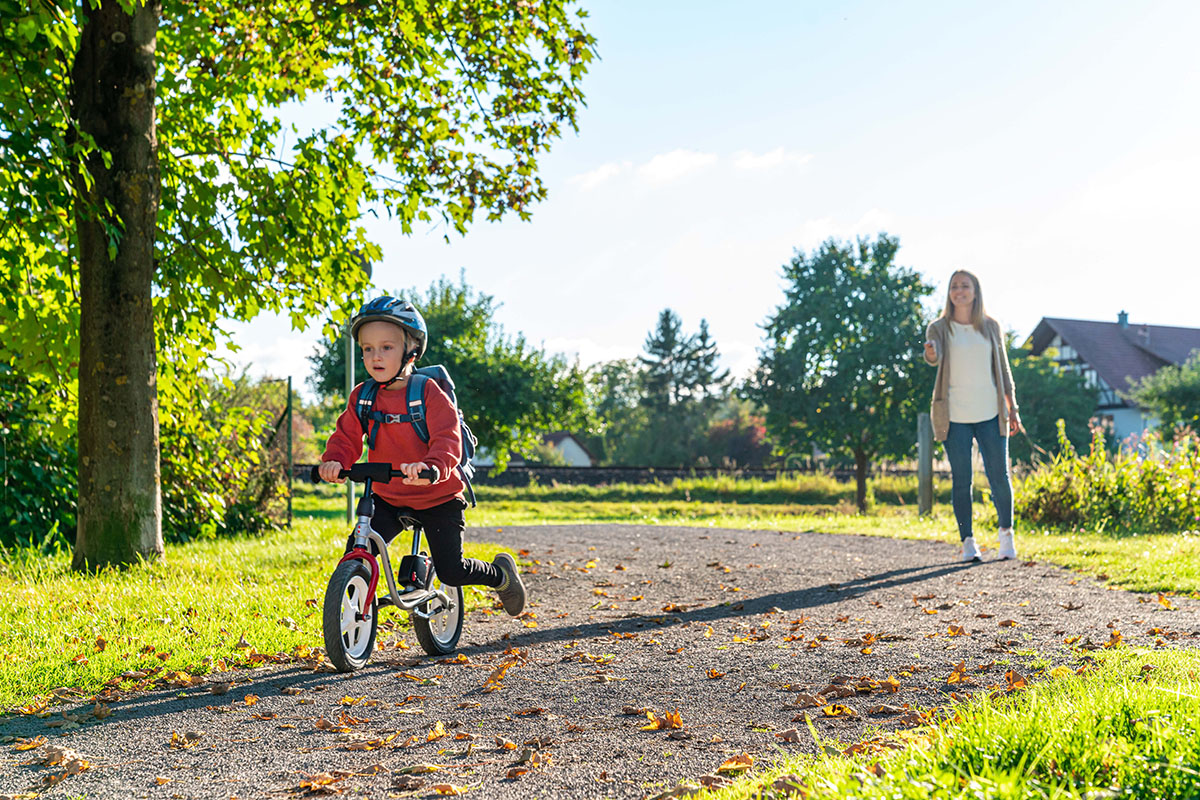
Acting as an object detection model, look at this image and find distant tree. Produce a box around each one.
[639,310,691,410]
[628,310,731,466]
[1126,353,1200,434]
[580,359,647,465]
[748,234,934,512]
[1006,340,1097,463]
[308,276,589,470]
[686,320,731,402]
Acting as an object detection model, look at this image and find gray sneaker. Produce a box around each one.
[492,552,526,616]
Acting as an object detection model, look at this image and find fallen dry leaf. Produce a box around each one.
[790,692,824,708]
[395,762,442,775]
[641,709,683,730]
[298,772,343,790]
[431,783,465,795]
[716,752,754,774]
[822,704,857,717]
[169,731,204,749]
[867,703,906,715]
[772,773,809,796]
[774,727,802,742]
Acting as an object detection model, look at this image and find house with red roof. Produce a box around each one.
[1027,312,1200,442]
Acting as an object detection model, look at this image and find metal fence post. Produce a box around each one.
[918,412,933,515]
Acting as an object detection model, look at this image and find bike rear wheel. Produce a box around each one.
[412,574,464,656]
[323,560,378,672]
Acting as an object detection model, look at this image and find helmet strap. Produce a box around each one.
[374,348,418,388]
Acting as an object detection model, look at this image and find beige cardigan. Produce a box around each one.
[924,316,1015,442]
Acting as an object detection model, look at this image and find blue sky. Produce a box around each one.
[227,0,1200,398]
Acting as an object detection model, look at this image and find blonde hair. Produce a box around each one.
[942,269,986,333]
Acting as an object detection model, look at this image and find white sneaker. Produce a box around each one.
[997,528,1017,561]
[960,536,981,563]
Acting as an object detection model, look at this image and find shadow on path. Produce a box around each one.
[457,559,973,656]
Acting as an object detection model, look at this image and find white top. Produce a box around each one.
[946,321,999,423]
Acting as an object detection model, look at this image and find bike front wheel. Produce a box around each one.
[412,575,465,656]
[323,560,378,672]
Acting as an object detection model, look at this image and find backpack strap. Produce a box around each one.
[405,373,431,444]
[355,379,382,449]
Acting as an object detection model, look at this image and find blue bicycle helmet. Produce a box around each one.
[349,296,428,360]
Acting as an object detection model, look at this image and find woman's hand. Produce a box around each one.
[399,461,433,486]
[1008,408,1024,435]
[923,340,938,363]
[318,460,345,484]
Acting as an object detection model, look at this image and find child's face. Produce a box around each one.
[358,320,408,382]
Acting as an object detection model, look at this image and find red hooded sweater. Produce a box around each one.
[321,379,465,510]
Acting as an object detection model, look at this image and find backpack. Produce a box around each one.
[354,365,478,507]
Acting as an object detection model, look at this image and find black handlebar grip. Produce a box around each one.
[310,465,322,483]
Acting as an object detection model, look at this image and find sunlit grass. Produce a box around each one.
[701,649,1200,799]
[0,519,505,711]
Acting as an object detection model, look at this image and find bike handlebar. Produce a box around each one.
[309,462,438,484]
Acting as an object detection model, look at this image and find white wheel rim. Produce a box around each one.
[340,574,373,659]
[427,579,460,645]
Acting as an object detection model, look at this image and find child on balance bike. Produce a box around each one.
[317,296,526,618]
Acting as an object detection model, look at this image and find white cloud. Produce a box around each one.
[634,149,718,184]
[732,147,814,170]
[568,160,631,191]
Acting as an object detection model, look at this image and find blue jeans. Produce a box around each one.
[945,416,1013,541]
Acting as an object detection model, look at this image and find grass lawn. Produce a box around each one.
[0,514,506,712]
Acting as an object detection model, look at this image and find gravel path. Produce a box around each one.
[4,524,1200,799]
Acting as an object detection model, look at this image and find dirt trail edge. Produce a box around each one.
[4,524,1200,799]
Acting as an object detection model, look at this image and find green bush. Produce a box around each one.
[158,375,290,542]
[0,365,76,550]
[0,365,291,549]
[1016,420,1200,533]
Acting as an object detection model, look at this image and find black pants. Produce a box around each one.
[346,495,501,588]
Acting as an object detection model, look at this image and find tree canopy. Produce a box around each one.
[1,1,594,566]
[748,234,934,511]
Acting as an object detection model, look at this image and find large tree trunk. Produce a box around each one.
[70,1,164,570]
[854,446,869,514]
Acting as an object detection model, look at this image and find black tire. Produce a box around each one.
[412,574,464,656]
[323,560,378,672]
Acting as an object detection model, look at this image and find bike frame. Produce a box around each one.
[336,474,453,623]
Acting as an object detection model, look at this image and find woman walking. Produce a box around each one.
[924,270,1023,562]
